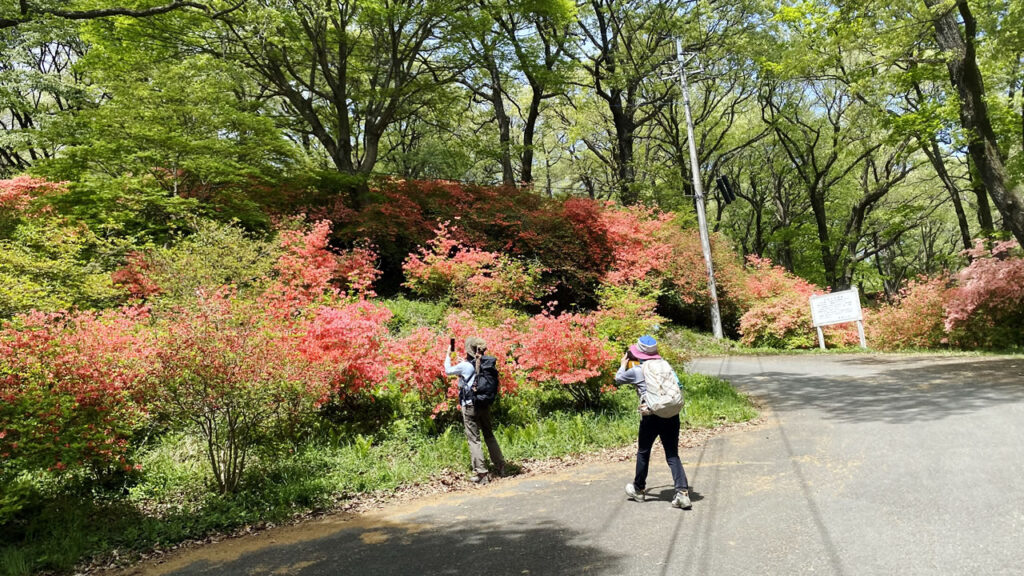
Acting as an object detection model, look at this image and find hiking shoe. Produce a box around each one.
[471,473,490,485]
[671,490,692,509]
[625,483,645,502]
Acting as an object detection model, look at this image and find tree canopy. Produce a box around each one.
[2,0,1023,292]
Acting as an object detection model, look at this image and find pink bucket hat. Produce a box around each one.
[628,335,661,360]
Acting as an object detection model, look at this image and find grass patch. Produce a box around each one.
[682,373,760,426]
[381,297,449,334]
[1,375,755,576]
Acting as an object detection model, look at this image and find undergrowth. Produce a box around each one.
[0,375,754,576]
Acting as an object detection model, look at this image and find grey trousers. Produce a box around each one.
[462,403,505,475]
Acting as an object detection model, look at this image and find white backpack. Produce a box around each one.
[640,359,683,418]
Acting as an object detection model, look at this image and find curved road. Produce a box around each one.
[120,355,1024,576]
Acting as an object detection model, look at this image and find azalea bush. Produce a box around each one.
[517,310,614,408]
[389,327,452,418]
[0,307,154,481]
[737,256,816,348]
[736,256,857,349]
[261,219,340,314]
[152,290,333,493]
[112,251,163,300]
[298,299,393,398]
[599,204,676,289]
[945,240,1024,349]
[403,222,546,311]
[593,202,747,328]
[866,276,950,350]
[336,241,383,298]
[0,176,66,221]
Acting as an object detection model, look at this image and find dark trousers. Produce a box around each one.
[634,413,688,492]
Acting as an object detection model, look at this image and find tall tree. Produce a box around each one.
[0,23,86,176]
[489,0,574,184]
[576,0,676,205]
[652,0,766,211]
[177,0,466,176]
[923,0,1024,245]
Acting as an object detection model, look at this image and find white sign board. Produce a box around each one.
[809,288,863,327]
[808,288,867,349]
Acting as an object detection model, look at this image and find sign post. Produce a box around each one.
[809,288,867,350]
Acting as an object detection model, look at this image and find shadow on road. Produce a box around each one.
[714,357,1024,424]
[149,518,623,576]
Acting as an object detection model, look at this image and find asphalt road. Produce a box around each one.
[121,354,1024,576]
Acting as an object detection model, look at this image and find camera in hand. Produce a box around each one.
[626,349,641,370]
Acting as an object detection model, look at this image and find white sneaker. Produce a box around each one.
[671,490,692,509]
[625,483,645,502]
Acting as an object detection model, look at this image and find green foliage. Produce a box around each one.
[0,217,119,318]
[38,29,296,232]
[382,297,449,335]
[47,175,205,246]
[141,219,279,305]
[0,21,87,178]
[594,284,666,350]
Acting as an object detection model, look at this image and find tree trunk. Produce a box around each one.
[808,184,840,288]
[485,55,515,186]
[919,133,972,249]
[610,98,637,205]
[968,150,994,236]
[925,0,1024,245]
[520,89,542,184]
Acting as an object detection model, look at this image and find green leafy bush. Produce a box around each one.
[115,218,278,304]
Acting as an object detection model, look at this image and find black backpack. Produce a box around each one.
[472,355,500,406]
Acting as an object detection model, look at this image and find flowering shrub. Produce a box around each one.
[403,222,546,310]
[298,299,393,397]
[599,204,675,288]
[866,276,950,350]
[0,308,153,480]
[336,241,382,298]
[403,222,495,297]
[738,256,819,349]
[0,176,66,217]
[389,327,453,417]
[593,204,746,328]
[152,290,332,493]
[944,240,1024,348]
[517,310,614,407]
[737,256,864,349]
[112,251,162,300]
[261,220,339,315]
[518,310,613,384]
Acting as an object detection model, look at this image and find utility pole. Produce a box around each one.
[675,38,723,339]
